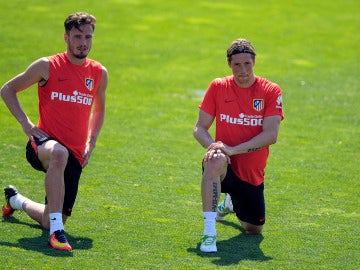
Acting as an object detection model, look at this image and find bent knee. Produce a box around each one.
[245,228,262,235]
[49,147,69,167]
[203,155,228,174]
[38,142,69,170]
[240,220,263,235]
[51,147,69,161]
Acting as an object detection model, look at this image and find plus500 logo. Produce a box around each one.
[219,113,263,126]
[51,90,92,106]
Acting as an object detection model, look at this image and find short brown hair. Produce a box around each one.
[64,12,96,34]
[227,39,256,62]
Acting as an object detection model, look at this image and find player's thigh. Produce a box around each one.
[232,183,265,226]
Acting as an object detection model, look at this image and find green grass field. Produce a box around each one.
[0,0,359,269]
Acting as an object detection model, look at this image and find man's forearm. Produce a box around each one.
[193,126,214,149]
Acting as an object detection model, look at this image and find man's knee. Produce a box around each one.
[43,146,69,171]
[38,141,69,170]
[245,227,263,235]
[239,220,263,235]
[203,156,228,176]
[50,147,69,164]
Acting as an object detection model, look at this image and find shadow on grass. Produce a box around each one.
[1,216,93,257]
[187,220,272,266]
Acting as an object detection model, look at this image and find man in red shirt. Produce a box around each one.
[1,12,108,251]
[194,39,284,252]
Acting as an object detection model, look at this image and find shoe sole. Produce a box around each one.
[200,247,217,252]
[49,240,72,251]
[49,232,72,251]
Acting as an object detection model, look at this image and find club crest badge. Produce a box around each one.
[85,78,94,91]
[253,99,264,111]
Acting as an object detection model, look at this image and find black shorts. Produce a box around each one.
[221,166,265,226]
[26,138,82,216]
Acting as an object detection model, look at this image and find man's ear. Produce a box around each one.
[227,58,231,68]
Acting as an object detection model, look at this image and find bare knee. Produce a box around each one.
[240,220,263,235]
[49,147,68,168]
[203,156,228,178]
[245,227,263,235]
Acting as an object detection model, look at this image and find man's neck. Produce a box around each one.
[234,75,256,88]
[65,52,86,66]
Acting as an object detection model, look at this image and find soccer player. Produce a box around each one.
[193,39,284,252]
[1,12,108,251]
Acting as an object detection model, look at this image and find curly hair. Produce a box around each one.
[227,39,256,62]
[64,12,96,34]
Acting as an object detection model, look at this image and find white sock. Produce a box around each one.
[203,212,217,236]
[49,213,64,235]
[9,193,27,210]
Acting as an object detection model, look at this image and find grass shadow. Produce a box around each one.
[1,216,93,256]
[187,220,272,266]
[1,216,43,229]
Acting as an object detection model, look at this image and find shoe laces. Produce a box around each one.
[54,230,68,243]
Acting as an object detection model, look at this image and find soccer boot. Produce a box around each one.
[49,230,72,251]
[2,185,18,217]
[216,193,234,221]
[200,234,217,252]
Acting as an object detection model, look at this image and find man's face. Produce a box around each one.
[65,24,93,59]
[228,53,255,87]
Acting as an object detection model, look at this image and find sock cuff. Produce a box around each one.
[203,212,217,220]
[9,194,27,210]
[49,213,64,235]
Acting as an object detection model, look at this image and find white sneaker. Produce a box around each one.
[200,235,217,252]
[216,193,234,221]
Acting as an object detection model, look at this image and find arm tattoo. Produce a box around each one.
[212,182,219,212]
[247,146,263,153]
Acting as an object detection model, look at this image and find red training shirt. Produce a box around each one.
[199,75,284,186]
[37,52,103,165]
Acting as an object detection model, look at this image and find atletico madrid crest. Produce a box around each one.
[85,78,94,91]
[253,99,264,111]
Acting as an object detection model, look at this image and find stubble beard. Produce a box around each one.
[74,52,88,59]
